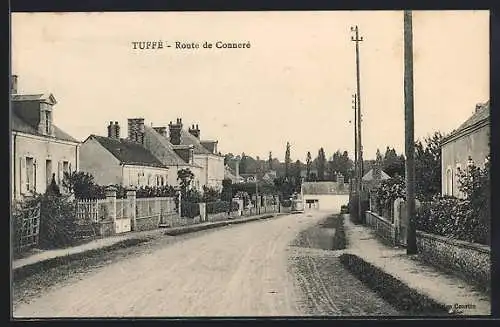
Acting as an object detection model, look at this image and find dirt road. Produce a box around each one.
[13,211,399,317]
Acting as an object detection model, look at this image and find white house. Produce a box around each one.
[11,75,80,200]
[79,126,170,187]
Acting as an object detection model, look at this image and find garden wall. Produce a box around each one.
[365,211,396,246]
[416,230,490,293]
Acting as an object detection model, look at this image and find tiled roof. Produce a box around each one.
[180,129,212,155]
[11,111,79,143]
[144,125,202,168]
[91,135,167,168]
[362,168,391,181]
[444,101,490,142]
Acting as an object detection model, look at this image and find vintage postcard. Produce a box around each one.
[10,10,490,318]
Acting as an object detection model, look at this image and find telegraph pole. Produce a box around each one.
[352,93,358,193]
[351,25,364,222]
[404,10,417,254]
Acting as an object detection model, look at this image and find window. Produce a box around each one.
[45,111,51,135]
[45,160,52,187]
[26,157,35,192]
[446,168,453,196]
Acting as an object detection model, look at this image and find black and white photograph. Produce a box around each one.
[10,10,490,318]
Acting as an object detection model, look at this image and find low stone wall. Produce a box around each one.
[416,231,491,292]
[365,211,396,246]
[97,221,115,237]
[135,215,161,232]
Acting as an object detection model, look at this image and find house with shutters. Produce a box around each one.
[11,75,80,201]
[79,121,170,188]
[441,100,490,198]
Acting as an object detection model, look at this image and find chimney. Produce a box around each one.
[153,126,167,138]
[168,118,183,145]
[114,121,120,139]
[107,121,114,138]
[11,75,18,94]
[128,118,145,143]
[188,123,200,139]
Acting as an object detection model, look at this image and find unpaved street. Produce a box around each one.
[13,211,400,317]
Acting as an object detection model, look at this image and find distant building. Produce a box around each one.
[11,75,80,200]
[362,164,391,192]
[441,101,490,198]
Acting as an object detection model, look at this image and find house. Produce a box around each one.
[261,170,278,183]
[441,100,490,198]
[170,119,225,190]
[224,162,244,184]
[138,119,203,190]
[79,122,169,187]
[11,75,80,200]
[362,164,391,192]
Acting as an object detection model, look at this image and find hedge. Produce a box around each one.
[206,201,239,214]
[416,197,489,245]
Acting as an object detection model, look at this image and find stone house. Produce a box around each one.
[79,122,169,187]
[441,101,490,198]
[11,75,80,200]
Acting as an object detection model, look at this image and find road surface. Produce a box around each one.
[13,210,400,317]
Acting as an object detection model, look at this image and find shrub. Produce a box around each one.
[38,193,80,249]
[181,201,200,218]
[206,200,238,214]
[416,196,487,245]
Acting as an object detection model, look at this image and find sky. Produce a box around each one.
[11,11,489,162]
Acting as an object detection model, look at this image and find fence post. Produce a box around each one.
[105,186,117,233]
[126,187,137,231]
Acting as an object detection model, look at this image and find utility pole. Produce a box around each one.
[352,93,358,195]
[351,25,364,222]
[404,10,417,254]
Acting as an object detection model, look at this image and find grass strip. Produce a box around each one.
[339,253,450,316]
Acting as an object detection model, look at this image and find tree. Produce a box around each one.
[63,171,103,199]
[383,147,405,177]
[239,153,248,175]
[316,148,327,181]
[285,142,291,179]
[376,148,383,163]
[268,151,273,170]
[177,168,195,198]
[221,178,233,202]
[306,151,312,181]
[293,160,302,191]
[415,131,443,200]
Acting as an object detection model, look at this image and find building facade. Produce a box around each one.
[441,101,490,198]
[79,130,169,188]
[11,75,80,200]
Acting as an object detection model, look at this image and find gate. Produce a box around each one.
[14,202,41,251]
[115,199,131,234]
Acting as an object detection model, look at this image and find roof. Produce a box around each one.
[362,168,391,181]
[11,111,79,143]
[180,129,212,154]
[12,93,57,105]
[144,125,201,168]
[90,135,167,168]
[443,101,490,144]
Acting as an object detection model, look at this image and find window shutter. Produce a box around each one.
[57,161,62,185]
[69,162,72,174]
[19,157,26,194]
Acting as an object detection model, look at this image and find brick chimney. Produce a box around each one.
[114,121,120,139]
[107,121,114,138]
[235,159,240,181]
[153,126,167,138]
[128,118,145,143]
[11,75,18,94]
[188,124,200,139]
[168,118,183,145]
